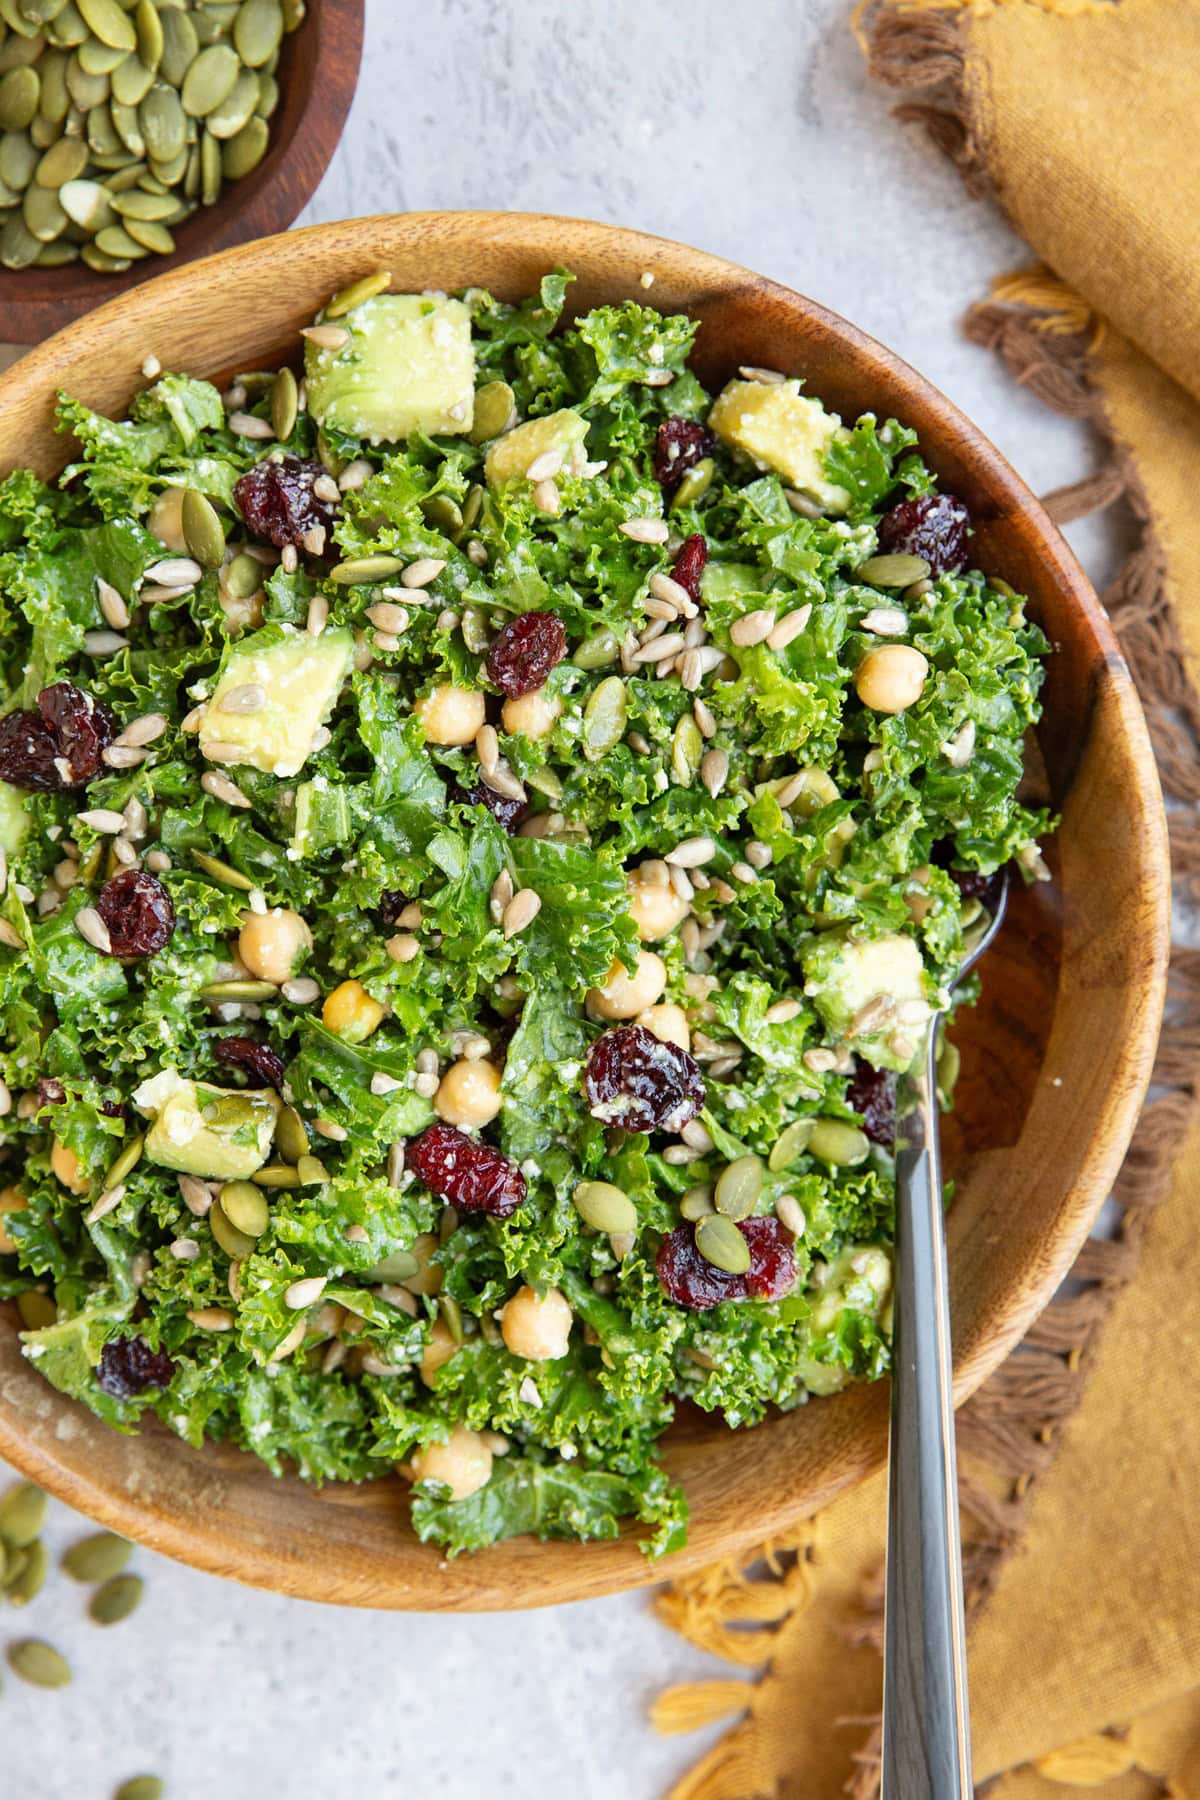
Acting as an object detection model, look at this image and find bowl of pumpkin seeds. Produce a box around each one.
[0,0,364,340]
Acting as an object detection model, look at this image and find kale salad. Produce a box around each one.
[0,269,1051,1558]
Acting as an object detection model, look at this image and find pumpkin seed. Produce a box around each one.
[807,1118,870,1167]
[157,4,195,87]
[273,1104,307,1163]
[714,1154,763,1222]
[572,1180,637,1235]
[16,1287,57,1328]
[194,2,239,45]
[198,977,277,1001]
[102,1131,143,1191]
[201,120,225,198]
[0,1480,45,1548]
[62,1530,130,1582]
[47,1,86,47]
[94,220,145,256]
[110,53,153,105]
[59,172,111,226]
[65,50,105,109]
[116,1779,164,1800]
[234,0,282,67]
[90,1571,143,1625]
[270,363,296,440]
[296,1153,327,1186]
[139,80,184,160]
[0,64,38,127]
[671,713,703,786]
[323,264,391,319]
[204,62,255,138]
[330,555,405,584]
[78,0,135,51]
[460,482,483,532]
[8,1638,70,1687]
[209,1196,255,1261]
[251,1162,301,1188]
[219,111,265,178]
[0,128,37,186]
[572,628,619,671]
[220,551,262,602]
[110,97,146,156]
[33,130,83,182]
[111,183,173,218]
[5,1536,46,1604]
[776,765,839,817]
[254,69,276,118]
[281,0,305,27]
[439,1292,464,1345]
[189,848,254,889]
[0,27,41,64]
[85,96,118,150]
[180,486,224,567]
[133,0,160,71]
[768,1118,815,1172]
[77,34,129,74]
[680,1184,715,1220]
[694,1213,751,1275]
[364,1248,419,1281]
[180,41,236,116]
[219,1179,268,1238]
[22,178,63,236]
[28,110,57,147]
[856,553,931,589]
[670,456,714,512]
[420,492,462,537]
[582,676,627,760]
[525,764,562,802]
[37,46,68,119]
[80,238,126,269]
[467,379,514,445]
[148,141,186,184]
[180,138,198,195]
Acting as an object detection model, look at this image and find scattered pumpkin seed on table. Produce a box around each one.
[7,1638,71,1688]
[61,1529,132,1583]
[116,1780,165,1800]
[0,0,307,272]
[90,1572,144,1625]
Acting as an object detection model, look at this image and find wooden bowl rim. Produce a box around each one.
[0,0,365,344]
[0,212,1171,1607]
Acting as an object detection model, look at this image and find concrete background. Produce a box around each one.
[1,2,1114,1795]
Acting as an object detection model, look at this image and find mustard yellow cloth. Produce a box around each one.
[656,3,1200,1793]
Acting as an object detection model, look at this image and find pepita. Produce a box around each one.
[133,0,160,73]
[156,4,196,88]
[330,555,405,584]
[28,110,60,148]
[363,1249,420,1282]
[94,220,146,257]
[0,128,38,188]
[193,2,239,46]
[89,1571,143,1625]
[116,1779,164,1800]
[21,177,64,236]
[768,1118,815,1172]
[16,1287,57,1328]
[572,1180,637,1235]
[110,98,146,157]
[77,34,128,75]
[148,141,187,184]
[209,1196,255,1261]
[8,1638,70,1687]
[59,172,111,226]
[32,232,75,263]
[62,1529,131,1582]
[420,492,463,537]
[254,69,277,118]
[582,675,627,760]
[66,51,107,111]
[205,63,256,138]
[180,41,237,118]
[468,379,514,445]
[37,47,68,122]
[219,1179,268,1238]
[525,765,562,802]
[694,1212,751,1275]
[679,1184,715,1221]
[47,1,87,47]
[855,553,931,589]
[0,1480,45,1548]
[5,1536,47,1604]
[222,549,262,600]
[138,80,184,161]
[671,713,702,786]
[713,1155,763,1221]
[273,1104,308,1163]
[111,182,174,218]
[251,1163,302,1189]
[670,456,714,511]
[296,1153,327,1186]
[270,363,297,440]
[111,54,154,106]
[79,237,127,269]
[181,486,225,566]
[572,628,619,671]
[32,129,83,182]
[77,0,135,52]
[439,1292,464,1345]
[806,1118,870,1167]
[102,1130,143,1191]
[190,848,255,889]
[0,64,39,129]
[234,0,283,68]
[85,96,120,152]
[198,978,278,1001]
[219,111,265,178]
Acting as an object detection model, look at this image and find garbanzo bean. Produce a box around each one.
[586,950,667,1020]
[238,907,312,986]
[416,684,486,746]
[500,1285,573,1362]
[855,645,929,714]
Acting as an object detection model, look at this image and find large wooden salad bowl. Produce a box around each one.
[0,215,1169,1608]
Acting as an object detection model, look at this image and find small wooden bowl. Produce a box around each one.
[0,0,364,344]
[0,214,1170,1609]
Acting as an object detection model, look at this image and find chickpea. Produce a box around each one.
[855,645,929,714]
[416,684,487,747]
[501,686,562,740]
[626,868,690,942]
[586,950,667,1021]
[148,485,188,553]
[401,1232,445,1299]
[636,1002,691,1051]
[322,978,385,1043]
[434,1058,503,1129]
[50,1140,89,1196]
[411,1424,493,1500]
[419,1314,459,1386]
[500,1284,573,1362]
[238,907,313,986]
[0,1185,26,1255]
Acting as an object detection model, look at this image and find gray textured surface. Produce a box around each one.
[0,2,1113,1796]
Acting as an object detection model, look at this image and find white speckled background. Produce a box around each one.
[1,2,1119,1795]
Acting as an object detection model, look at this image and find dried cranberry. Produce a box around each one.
[96,1335,176,1399]
[36,1077,67,1107]
[94,868,175,958]
[583,1023,705,1135]
[233,454,336,549]
[486,612,567,699]
[100,1099,127,1120]
[877,493,970,575]
[845,1060,896,1148]
[671,533,708,603]
[657,1217,797,1312]
[931,840,1007,911]
[653,417,715,494]
[407,1123,526,1218]
[215,1036,285,1090]
[0,682,114,792]
[377,890,408,926]
[462,780,528,833]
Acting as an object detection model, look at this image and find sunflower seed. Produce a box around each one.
[76,806,126,833]
[502,888,541,938]
[620,516,669,544]
[632,631,685,665]
[228,410,274,439]
[83,628,129,655]
[301,322,350,351]
[8,1639,71,1688]
[860,606,908,637]
[699,748,728,798]
[738,364,786,385]
[767,605,812,650]
[942,720,977,766]
[85,1184,125,1224]
[745,840,773,869]
[216,682,265,715]
[730,609,776,648]
[400,557,445,589]
[531,477,559,514]
[666,836,716,869]
[73,906,112,953]
[285,1275,327,1310]
[186,1306,234,1331]
[775,1194,807,1236]
[201,771,251,808]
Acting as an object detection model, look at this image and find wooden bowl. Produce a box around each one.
[0,214,1169,1609]
[0,0,364,344]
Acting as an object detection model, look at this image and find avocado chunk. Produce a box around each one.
[0,780,29,856]
[797,1244,893,1394]
[135,1069,279,1181]
[484,409,589,487]
[708,379,851,513]
[802,930,933,1071]
[304,294,475,443]
[200,625,354,780]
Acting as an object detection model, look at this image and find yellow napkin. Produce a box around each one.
[654,3,1200,1793]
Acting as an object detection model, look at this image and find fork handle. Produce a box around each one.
[881,1023,973,1800]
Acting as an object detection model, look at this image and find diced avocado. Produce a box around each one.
[291,776,353,858]
[802,930,933,1071]
[200,625,354,780]
[708,379,851,513]
[0,781,29,856]
[484,409,589,487]
[304,294,475,443]
[135,1069,279,1181]
[796,1244,893,1394]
